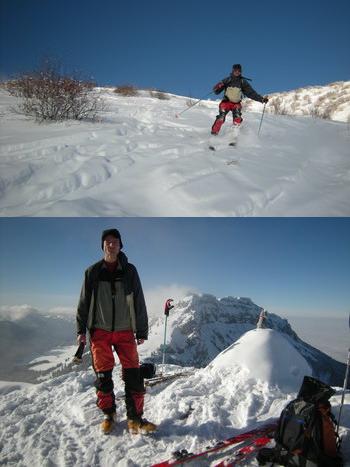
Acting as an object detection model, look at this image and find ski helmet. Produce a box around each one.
[232,64,242,72]
[101,228,123,249]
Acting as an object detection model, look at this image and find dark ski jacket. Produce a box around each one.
[76,251,148,340]
[214,75,264,103]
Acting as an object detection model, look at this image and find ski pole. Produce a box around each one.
[175,91,213,118]
[337,313,350,436]
[258,102,267,135]
[162,298,174,366]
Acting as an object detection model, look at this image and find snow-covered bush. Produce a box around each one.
[6,62,104,122]
[268,96,289,115]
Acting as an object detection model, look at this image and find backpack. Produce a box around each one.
[224,86,242,103]
[257,376,343,467]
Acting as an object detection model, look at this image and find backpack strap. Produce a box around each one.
[318,403,337,457]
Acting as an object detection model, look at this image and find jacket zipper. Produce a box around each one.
[111,281,116,331]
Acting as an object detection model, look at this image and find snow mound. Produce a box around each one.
[208,328,312,392]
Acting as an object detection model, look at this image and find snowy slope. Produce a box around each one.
[0,328,349,467]
[1,85,349,216]
[245,81,350,122]
[140,294,346,386]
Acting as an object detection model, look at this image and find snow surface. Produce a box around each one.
[0,328,349,467]
[1,86,349,216]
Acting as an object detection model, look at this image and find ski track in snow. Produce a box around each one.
[0,89,349,216]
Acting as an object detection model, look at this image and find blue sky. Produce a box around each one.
[0,217,349,318]
[1,0,349,97]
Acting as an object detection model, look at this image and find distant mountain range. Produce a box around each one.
[0,306,74,382]
[0,296,346,386]
[143,294,345,386]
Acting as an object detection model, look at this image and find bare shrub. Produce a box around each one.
[114,84,139,96]
[310,105,333,120]
[6,61,104,122]
[269,96,289,115]
[149,89,170,100]
[186,98,195,108]
[335,96,349,106]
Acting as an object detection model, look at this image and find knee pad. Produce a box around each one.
[94,369,114,393]
[123,368,145,393]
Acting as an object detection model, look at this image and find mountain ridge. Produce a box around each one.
[142,293,345,386]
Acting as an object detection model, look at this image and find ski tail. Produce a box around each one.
[145,371,194,387]
[214,435,273,466]
[151,422,277,466]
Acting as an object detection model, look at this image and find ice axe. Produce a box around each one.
[336,312,350,437]
[72,342,85,364]
[162,298,174,365]
[175,91,213,118]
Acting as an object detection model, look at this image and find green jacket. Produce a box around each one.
[76,251,148,339]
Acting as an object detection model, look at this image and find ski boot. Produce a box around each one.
[101,412,116,434]
[233,116,243,126]
[127,418,157,434]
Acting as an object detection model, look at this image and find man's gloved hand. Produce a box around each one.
[77,334,87,345]
[262,96,269,104]
[213,82,224,95]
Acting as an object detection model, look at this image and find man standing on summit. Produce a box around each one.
[211,64,269,135]
[76,228,156,435]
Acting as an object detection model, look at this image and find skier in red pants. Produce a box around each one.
[76,228,156,434]
[211,64,269,135]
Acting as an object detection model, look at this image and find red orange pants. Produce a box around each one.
[90,329,145,419]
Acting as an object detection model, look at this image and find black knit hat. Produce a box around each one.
[232,64,242,71]
[101,228,123,250]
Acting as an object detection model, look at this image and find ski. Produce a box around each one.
[208,142,237,151]
[151,422,277,466]
[214,435,273,466]
[209,126,241,152]
[145,371,194,387]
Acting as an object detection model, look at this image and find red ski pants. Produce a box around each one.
[211,101,242,134]
[90,329,145,419]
